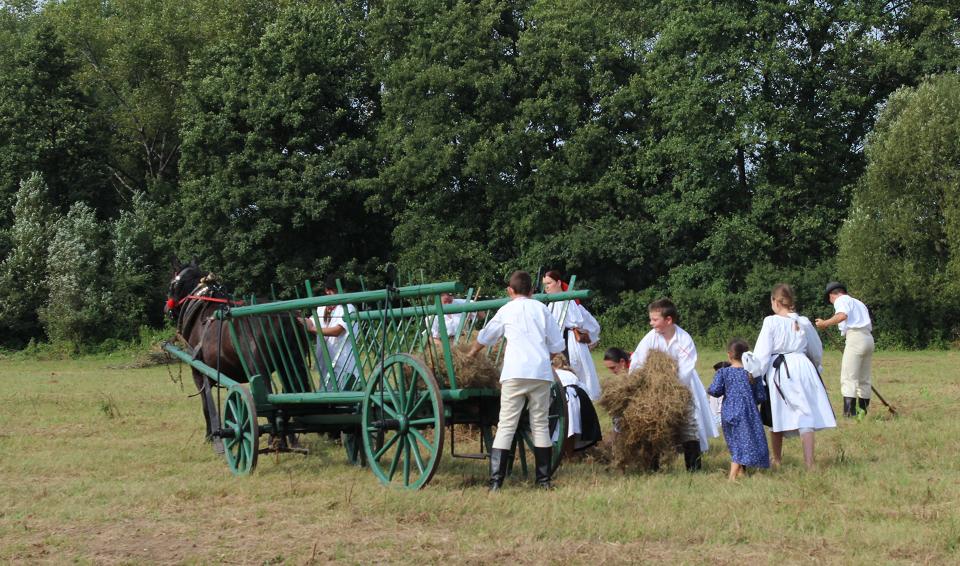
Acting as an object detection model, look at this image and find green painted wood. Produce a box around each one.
[223,387,259,476]
[266,391,367,404]
[440,388,500,401]
[431,293,458,388]
[219,282,463,319]
[248,374,270,410]
[162,343,242,389]
[288,414,363,425]
[361,354,445,490]
[353,290,589,321]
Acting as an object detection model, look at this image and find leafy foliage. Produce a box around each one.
[0,18,112,217]
[838,73,960,347]
[177,1,385,292]
[0,173,58,347]
[1,0,959,349]
[39,201,109,349]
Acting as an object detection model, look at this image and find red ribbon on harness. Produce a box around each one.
[167,295,245,308]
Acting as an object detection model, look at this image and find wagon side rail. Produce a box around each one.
[215,282,463,401]
[352,289,590,390]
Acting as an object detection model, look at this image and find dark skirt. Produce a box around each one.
[568,385,602,451]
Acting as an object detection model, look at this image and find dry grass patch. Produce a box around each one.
[1,350,959,564]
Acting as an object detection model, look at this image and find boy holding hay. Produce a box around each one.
[629,299,718,471]
[468,271,566,490]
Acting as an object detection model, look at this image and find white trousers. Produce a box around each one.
[493,379,552,449]
[841,328,874,399]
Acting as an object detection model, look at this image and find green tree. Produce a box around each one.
[838,73,960,346]
[39,201,109,349]
[106,191,164,338]
[365,0,527,287]
[178,1,383,291]
[0,19,112,217]
[0,173,58,347]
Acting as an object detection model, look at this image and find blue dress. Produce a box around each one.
[708,366,770,468]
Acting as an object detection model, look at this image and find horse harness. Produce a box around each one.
[176,283,240,360]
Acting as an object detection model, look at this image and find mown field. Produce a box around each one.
[1,349,958,565]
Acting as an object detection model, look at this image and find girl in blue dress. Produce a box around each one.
[708,338,770,480]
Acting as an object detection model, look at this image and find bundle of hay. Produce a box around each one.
[598,350,691,470]
[424,342,500,389]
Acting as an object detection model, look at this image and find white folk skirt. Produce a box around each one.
[765,352,837,433]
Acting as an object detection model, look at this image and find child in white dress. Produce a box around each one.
[742,284,837,470]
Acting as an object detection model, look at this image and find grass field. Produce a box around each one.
[1,348,958,565]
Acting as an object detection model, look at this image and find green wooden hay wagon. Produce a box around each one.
[164,279,589,489]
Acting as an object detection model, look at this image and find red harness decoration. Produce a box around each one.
[168,295,245,308]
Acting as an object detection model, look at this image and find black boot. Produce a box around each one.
[843,397,856,417]
[683,441,702,472]
[858,398,870,415]
[533,446,554,489]
[488,448,509,492]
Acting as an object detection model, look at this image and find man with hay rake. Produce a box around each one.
[626,298,718,471]
[815,282,875,417]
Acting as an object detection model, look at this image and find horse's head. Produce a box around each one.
[165,258,204,321]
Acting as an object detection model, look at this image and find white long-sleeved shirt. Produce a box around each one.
[548,300,602,399]
[431,298,464,338]
[477,296,565,382]
[314,303,359,389]
[743,313,823,376]
[833,294,872,336]
[630,326,698,383]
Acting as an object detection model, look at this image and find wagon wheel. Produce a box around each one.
[510,381,568,477]
[222,386,259,475]
[361,354,445,489]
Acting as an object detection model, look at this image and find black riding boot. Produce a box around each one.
[488,448,509,492]
[843,397,856,417]
[534,446,554,489]
[858,398,870,415]
[683,441,702,472]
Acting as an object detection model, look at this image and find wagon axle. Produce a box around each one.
[210,427,236,439]
[370,418,404,432]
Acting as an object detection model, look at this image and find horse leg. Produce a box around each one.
[192,368,224,454]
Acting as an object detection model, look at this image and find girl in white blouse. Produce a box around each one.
[742,284,837,470]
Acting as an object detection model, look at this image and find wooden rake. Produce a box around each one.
[870,385,898,416]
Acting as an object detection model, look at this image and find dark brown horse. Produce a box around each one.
[165,259,309,452]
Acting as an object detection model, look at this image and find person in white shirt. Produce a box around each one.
[744,284,836,470]
[630,298,719,471]
[542,271,602,401]
[430,292,480,343]
[468,271,565,490]
[552,353,602,456]
[302,275,359,392]
[815,282,875,417]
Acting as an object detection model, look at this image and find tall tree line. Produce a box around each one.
[0,0,958,350]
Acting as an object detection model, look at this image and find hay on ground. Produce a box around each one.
[598,350,691,470]
[424,342,500,390]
